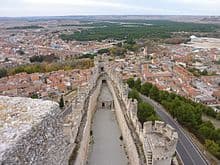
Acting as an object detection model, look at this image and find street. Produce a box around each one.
[140,94,209,165]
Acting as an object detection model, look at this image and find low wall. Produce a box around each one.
[107,78,141,165]
[74,77,102,165]
[0,102,72,165]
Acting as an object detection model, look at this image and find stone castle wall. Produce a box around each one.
[74,76,102,165]
[0,100,71,165]
[106,77,141,165]
[106,59,178,165]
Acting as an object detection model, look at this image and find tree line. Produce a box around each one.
[127,78,220,159]
[6,25,43,30]
[0,59,94,78]
[30,54,59,63]
[60,20,219,42]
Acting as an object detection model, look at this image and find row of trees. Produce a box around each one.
[127,78,220,159]
[188,68,209,77]
[30,54,59,63]
[7,25,43,30]
[0,59,94,78]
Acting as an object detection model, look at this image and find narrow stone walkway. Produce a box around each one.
[88,108,128,165]
[88,83,128,165]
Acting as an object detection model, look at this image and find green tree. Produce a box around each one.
[149,86,160,101]
[134,78,141,91]
[205,140,220,158]
[147,114,160,122]
[31,93,39,99]
[138,102,155,124]
[127,78,135,88]
[128,89,141,102]
[4,57,9,62]
[110,46,126,56]
[141,82,153,96]
[125,37,135,45]
[0,68,7,78]
[199,121,215,140]
[202,106,217,118]
[217,113,220,120]
[59,95,64,108]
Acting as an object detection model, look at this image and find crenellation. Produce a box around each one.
[143,121,153,134]
[131,99,138,115]
[141,121,178,165]
[154,121,166,134]
[123,83,129,96]
[136,122,142,136]
[126,98,133,112]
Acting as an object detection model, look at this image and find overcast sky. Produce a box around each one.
[0,0,220,17]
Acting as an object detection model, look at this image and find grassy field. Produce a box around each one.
[202,114,220,129]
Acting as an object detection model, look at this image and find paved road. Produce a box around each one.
[140,94,209,165]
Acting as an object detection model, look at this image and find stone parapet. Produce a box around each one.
[0,96,70,165]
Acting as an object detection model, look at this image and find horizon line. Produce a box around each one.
[0,14,220,18]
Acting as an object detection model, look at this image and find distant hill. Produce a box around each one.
[0,15,220,24]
